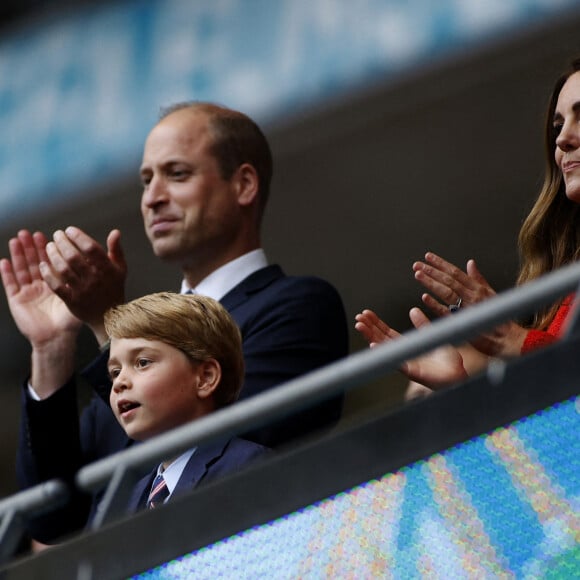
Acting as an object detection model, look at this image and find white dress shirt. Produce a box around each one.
[180,248,268,300]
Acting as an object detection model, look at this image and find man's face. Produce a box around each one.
[108,337,204,441]
[140,110,242,267]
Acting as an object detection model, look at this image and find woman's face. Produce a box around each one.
[554,71,580,204]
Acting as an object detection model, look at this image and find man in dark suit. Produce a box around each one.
[1,103,348,543]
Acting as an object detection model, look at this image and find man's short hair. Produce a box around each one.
[160,102,273,220]
[104,292,244,408]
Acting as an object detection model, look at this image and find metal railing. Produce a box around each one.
[2,260,580,560]
[0,480,68,562]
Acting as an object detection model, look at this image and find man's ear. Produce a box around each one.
[196,359,222,399]
[233,163,259,207]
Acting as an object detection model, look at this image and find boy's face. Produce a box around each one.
[108,337,207,441]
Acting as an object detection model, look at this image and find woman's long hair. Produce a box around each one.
[517,57,580,330]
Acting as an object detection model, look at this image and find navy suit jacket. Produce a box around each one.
[123,438,268,516]
[17,264,348,542]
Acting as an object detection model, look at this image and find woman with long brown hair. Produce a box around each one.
[356,57,580,393]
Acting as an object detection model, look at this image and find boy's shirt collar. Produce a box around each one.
[158,448,196,498]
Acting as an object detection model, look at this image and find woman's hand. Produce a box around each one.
[413,252,527,357]
[355,307,467,390]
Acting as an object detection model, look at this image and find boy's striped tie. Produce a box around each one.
[147,473,169,509]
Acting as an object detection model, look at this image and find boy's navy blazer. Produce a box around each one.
[125,438,269,515]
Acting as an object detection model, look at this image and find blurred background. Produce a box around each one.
[1,0,580,498]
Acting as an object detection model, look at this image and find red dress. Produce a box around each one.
[521,295,574,353]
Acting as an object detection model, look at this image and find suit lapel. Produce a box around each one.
[219,265,283,311]
[127,471,156,513]
[171,439,231,500]
[127,440,230,512]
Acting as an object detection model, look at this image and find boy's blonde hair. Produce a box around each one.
[104,292,244,408]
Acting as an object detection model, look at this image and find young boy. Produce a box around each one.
[104,291,269,513]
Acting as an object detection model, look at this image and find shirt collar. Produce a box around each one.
[158,448,196,497]
[180,249,268,300]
